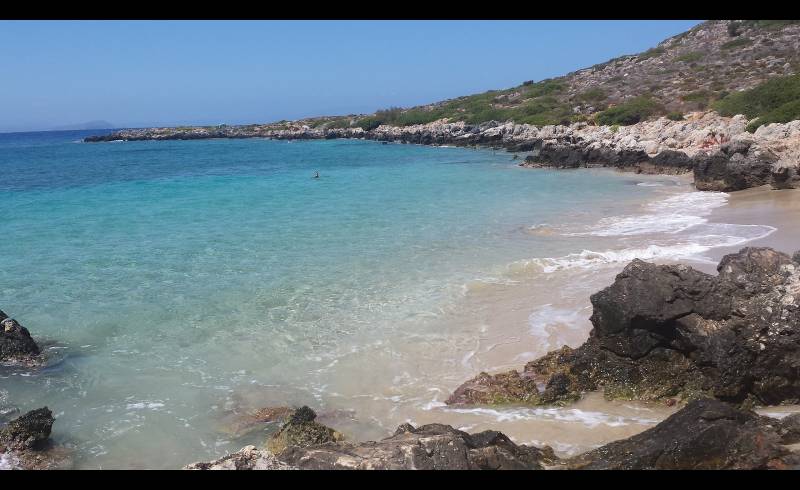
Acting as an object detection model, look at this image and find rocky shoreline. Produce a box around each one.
[446,247,800,408]
[85,112,800,192]
[4,247,800,469]
[181,246,800,470]
[186,399,800,470]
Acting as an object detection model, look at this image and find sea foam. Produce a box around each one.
[508,190,775,275]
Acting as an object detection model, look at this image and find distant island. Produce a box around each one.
[53,120,114,131]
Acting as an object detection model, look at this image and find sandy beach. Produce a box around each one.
[704,186,800,266]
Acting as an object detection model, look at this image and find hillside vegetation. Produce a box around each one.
[713,74,800,131]
[303,20,800,130]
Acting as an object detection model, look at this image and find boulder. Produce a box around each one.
[448,247,800,407]
[277,423,553,470]
[266,406,344,455]
[694,145,776,191]
[565,399,800,469]
[0,407,54,452]
[0,310,40,363]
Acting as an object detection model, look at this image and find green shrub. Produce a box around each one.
[576,88,606,103]
[712,74,800,131]
[714,74,800,117]
[676,51,704,63]
[745,99,800,132]
[741,20,800,31]
[721,38,753,50]
[356,116,383,131]
[667,112,685,121]
[638,47,665,60]
[326,118,352,129]
[524,79,565,98]
[596,96,662,126]
[681,90,711,107]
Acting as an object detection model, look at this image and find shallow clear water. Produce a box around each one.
[0,131,775,468]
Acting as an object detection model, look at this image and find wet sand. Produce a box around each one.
[704,186,800,265]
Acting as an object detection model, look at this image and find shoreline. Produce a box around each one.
[84,112,800,193]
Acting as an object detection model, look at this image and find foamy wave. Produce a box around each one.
[126,401,165,411]
[444,406,660,428]
[528,304,588,347]
[580,191,729,237]
[0,452,20,470]
[509,244,709,275]
[462,277,519,294]
[507,223,775,276]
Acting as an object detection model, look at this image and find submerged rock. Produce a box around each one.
[564,399,800,469]
[0,310,40,364]
[216,406,294,439]
[448,247,800,407]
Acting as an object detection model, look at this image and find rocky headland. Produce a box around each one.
[84,112,800,193]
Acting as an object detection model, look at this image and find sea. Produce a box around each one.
[0,130,775,468]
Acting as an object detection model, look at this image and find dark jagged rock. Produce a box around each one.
[564,399,800,470]
[448,247,800,407]
[694,144,777,191]
[777,413,800,444]
[266,406,344,455]
[772,165,800,190]
[0,407,53,452]
[0,310,40,364]
[276,422,553,470]
[188,418,554,470]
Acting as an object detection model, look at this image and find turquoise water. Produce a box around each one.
[1,131,757,468]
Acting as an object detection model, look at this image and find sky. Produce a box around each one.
[0,20,703,132]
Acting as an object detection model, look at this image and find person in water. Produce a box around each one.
[314,171,319,179]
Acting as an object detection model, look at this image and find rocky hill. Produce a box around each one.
[304,20,800,130]
[85,20,800,192]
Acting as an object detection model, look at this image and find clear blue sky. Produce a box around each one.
[1,20,703,132]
